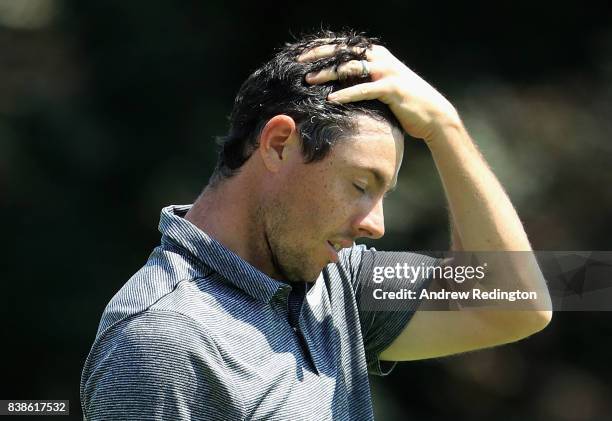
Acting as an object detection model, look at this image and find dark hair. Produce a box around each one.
[210,29,403,185]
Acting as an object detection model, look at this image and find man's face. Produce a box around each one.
[261,114,404,283]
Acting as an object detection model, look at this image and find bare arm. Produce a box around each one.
[380,120,552,361]
[299,44,552,360]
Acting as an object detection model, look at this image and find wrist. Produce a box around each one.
[424,113,467,148]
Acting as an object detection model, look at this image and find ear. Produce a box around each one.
[258,115,298,173]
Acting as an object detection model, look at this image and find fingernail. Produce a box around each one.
[328,93,338,101]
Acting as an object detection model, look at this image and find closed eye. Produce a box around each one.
[353,183,366,194]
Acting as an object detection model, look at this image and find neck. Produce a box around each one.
[185,175,279,279]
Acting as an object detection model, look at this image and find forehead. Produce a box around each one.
[329,115,404,185]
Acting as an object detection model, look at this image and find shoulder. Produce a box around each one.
[84,310,217,384]
[93,309,219,364]
[81,310,242,420]
[96,244,212,336]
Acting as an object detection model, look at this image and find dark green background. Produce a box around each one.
[2,1,612,419]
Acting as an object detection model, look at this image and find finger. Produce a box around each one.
[298,45,336,62]
[305,66,338,84]
[336,59,377,81]
[306,60,380,84]
[327,80,390,103]
[298,44,367,63]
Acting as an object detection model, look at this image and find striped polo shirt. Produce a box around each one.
[80,205,436,420]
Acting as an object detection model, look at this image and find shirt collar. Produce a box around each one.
[158,204,290,303]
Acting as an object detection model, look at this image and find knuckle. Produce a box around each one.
[372,45,390,58]
[383,78,396,92]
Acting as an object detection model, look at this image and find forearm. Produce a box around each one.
[428,119,551,315]
[428,120,531,252]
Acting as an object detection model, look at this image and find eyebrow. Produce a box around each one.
[362,167,397,194]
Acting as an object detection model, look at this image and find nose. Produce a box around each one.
[356,199,385,240]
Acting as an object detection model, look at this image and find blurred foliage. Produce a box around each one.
[1,1,611,420]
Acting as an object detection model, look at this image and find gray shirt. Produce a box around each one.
[80,205,436,420]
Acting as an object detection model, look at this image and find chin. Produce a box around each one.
[283,263,322,284]
[304,263,328,283]
[274,246,325,283]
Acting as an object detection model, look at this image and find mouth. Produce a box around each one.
[326,240,341,263]
[326,239,354,264]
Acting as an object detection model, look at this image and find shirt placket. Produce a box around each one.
[273,285,319,374]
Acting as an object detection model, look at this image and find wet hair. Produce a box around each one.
[209,29,403,185]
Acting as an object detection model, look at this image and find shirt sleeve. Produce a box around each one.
[80,310,244,421]
[352,246,441,376]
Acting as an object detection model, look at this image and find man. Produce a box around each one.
[80,30,552,420]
